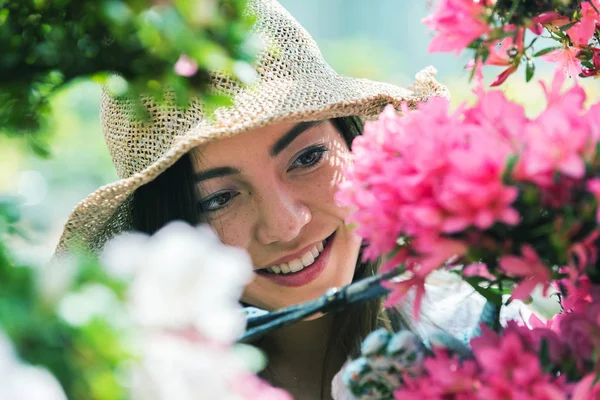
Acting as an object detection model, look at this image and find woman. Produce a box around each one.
[54,0,473,398]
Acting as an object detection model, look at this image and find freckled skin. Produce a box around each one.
[192,121,361,310]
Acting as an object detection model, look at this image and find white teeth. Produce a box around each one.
[288,259,303,273]
[317,241,324,252]
[261,238,330,275]
[280,263,291,274]
[301,251,314,267]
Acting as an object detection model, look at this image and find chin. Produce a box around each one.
[242,227,361,311]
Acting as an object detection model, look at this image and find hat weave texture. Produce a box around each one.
[55,0,449,256]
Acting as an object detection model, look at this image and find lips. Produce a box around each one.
[255,232,335,287]
[261,238,327,274]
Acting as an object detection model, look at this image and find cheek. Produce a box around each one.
[208,210,254,249]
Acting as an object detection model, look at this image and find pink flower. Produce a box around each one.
[424,349,480,396]
[471,327,567,399]
[529,12,570,35]
[394,349,479,399]
[500,245,552,300]
[463,89,528,145]
[235,374,293,400]
[174,54,198,77]
[581,48,600,77]
[462,262,495,280]
[588,179,600,222]
[383,268,427,319]
[566,1,600,47]
[570,373,600,400]
[568,230,600,275]
[423,0,492,54]
[541,47,582,77]
[557,311,598,363]
[490,65,518,86]
[524,314,569,365]
[474,331,542,385]
[486,28,525,66]
[514,69,589,186]
[483,28,525,86]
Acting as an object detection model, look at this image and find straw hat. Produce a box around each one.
[54,0,448,256]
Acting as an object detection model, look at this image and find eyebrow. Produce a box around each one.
[194,166,241,183]
[269,120,325,157]
[194,120,325,183]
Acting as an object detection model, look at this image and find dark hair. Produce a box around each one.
[131,116,409,396]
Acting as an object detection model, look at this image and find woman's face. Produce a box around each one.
[191,120,362,310]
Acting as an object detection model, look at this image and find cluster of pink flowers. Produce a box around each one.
[336,69,600,316]
[392,271,600,398]
[393,271,600,399]
[425,0,600,84]
[395,316,600,399]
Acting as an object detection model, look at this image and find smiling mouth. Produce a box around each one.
[257,233,334,276]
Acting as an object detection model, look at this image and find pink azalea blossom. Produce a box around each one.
[484,28,525,86]
[557,311,598,363]
[587,179,600,221]
[463,89,528,145]
[514,69,589,186]
[571,373,600,400]
[394,349,479,399]
[581,48,600,77]
[499,245,552,300]
[529,12,570,35]
[541,47,582,77]
[473,331,542,385]
[462,262,495,280]
[382,268,427,318]
[490,65,518,86]
[423,0,492,54]
[566,1,600,47]
[471,327,567,399]
[568,230,600,275]
[235,375,293,400]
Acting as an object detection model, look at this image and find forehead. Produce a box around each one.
[192,120,341,167]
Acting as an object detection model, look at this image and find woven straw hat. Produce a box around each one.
[54,0,448,256]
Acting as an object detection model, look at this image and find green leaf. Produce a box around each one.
[463,276,503,305]
[533,46,561,57]
[502,154,518,184]
[525,59,535,82]
[559,21,577,31]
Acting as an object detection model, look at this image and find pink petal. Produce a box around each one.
[511,278,539,300]
[500,255,532,275]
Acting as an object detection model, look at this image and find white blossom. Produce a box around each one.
[0,332,67,400]
[130,332,249,400]
[101,221,253,342]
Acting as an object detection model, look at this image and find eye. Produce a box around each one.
[199,191,239,212]
[289,145,328,171]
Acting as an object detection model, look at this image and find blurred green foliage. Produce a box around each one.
[0,1,259,397]
[1,196,131,400]
[0,0,257,142]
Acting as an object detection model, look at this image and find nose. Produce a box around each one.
[254,183,312,245]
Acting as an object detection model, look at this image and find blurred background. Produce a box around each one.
[1,0,599,266]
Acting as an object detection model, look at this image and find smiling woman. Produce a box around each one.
[53,0,449,398]
[131,117,400,398]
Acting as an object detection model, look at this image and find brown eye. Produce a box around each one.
[199,191,239,212]
[290,145,328,170]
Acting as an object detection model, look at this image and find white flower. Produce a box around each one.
[36,254,78,305]
[0,332,67,400]
[101,222,253,342]
[130,332,248,400]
